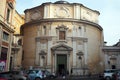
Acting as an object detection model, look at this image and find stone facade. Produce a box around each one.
[11,10,24,70]
[0,0,24,71]
[103,40,120,69]
[0,0,15,71]
[21,1,104,75]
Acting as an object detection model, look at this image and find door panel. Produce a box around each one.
[57,54,67,75]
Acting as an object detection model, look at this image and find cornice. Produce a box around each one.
[35,36,52,42]
[0,20,14,33]
[21,18,103,30]
[72,37,88,42]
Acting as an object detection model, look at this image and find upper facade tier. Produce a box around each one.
[24,1,100,24]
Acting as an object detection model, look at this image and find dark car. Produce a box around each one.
[0,78,9,80]
[44,70,57,79]
[0,71,27,80]
[0,72,13,80]
[112,71,120,80]
[9,70,27,80]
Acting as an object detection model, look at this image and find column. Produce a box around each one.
[0,26,2,55]
[84,39,88,65]
[35,39,41,65]
[117,53,120,68]
[72,38,77,67]
[55,54,57,72]
[41,56,43,67]
[44,5,48,18]
[81,26,84,37]
[53,54,55,72]
[72,24,77,68]
[7,33,13,70]
[74,5,80,19]
[67,53,70,73]
[47,39,52,66]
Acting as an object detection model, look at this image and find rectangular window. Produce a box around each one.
[43,26,46,35]
[59,31,65,40]
[6,8,10,22]
[0,47,8,60]
[3,32,9,41]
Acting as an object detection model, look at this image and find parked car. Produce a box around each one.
[27,69,46,80]
[10,70,27,80]
[104,69,120,80]
[0,72,13,80]
[0,78,10,80]
[43,70,57,79]
[112,71,120,80]
[27,69,57,80]
[0,71,27,80]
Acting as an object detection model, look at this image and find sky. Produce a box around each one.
[16,0,120,46]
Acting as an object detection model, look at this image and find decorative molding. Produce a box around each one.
[72,37,88,42]
[39,50,47,55]
[21,18,103,32]
[30,10,42,20]
[76,51,84,56]
[54,6,70,18]
[51,44,73,51]
[56,25,68,31]
[35,36,52,42]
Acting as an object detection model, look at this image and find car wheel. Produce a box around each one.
[35,77,41,80]
[105,77,111,80]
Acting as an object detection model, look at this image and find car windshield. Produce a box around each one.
[28,70,40,74]
[104,69,120,73]
[0,72,11,78]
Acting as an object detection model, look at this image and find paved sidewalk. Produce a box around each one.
[45,75,101,80]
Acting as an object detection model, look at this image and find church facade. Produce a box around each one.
[21,1,104,75]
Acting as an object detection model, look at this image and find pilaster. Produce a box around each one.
[104,53,108,69]
[47,39,52,66]
[74,4,80,19]
[81,26,84,37]
[44,5,49,18]
[35,38,41,65]
[83,39,88,65]
[72,38,77,67]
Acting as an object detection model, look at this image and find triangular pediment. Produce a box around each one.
[51,44,73,51]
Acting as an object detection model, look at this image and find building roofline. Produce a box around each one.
[24,1,100,15]
[15,10,25,20]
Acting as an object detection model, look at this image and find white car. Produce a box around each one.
[104,69,120,80]
[27,69,46,80]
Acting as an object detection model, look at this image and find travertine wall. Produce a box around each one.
[21,1,104,74]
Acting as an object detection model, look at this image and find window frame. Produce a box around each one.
[2,31,9,41]
[56,25,68,41]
